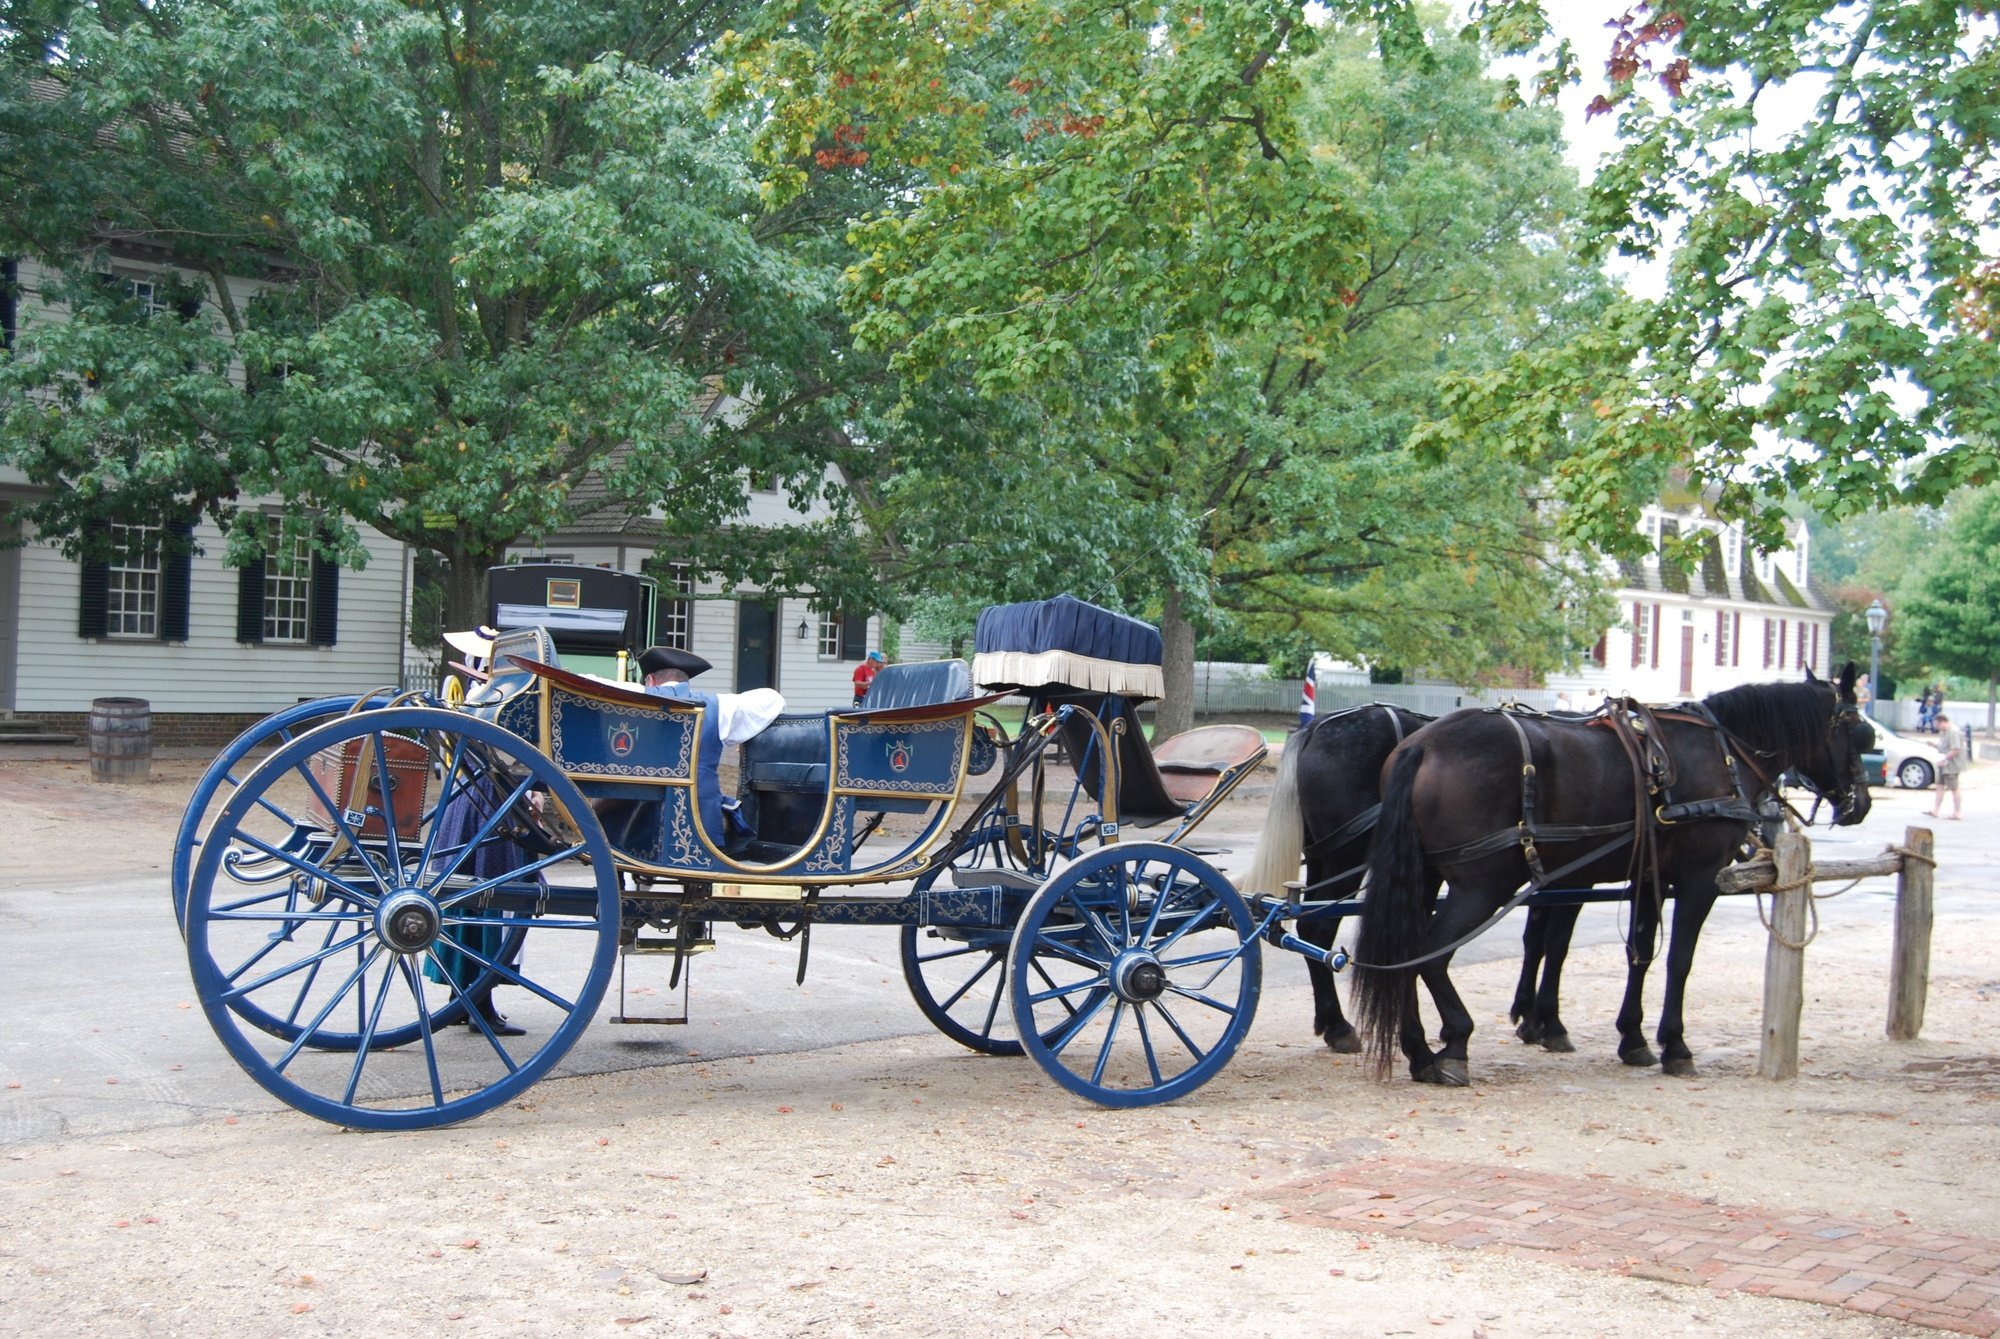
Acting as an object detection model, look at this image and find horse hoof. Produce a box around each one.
[1538,1030,1576,1054]
[1514,1019,1541,1045]
[1415,1059,1470,1087]
[1620,1045,1658,1068]
[1662,1057,1698,1078]
[1324,1028,1363,1055]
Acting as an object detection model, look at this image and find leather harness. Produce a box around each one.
[1355,698,1768,972]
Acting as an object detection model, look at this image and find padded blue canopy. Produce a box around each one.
[972,594,1165,699]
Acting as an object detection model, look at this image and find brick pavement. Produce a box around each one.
[1266,1156,2000,1337]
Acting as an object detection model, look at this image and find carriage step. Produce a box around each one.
[608,944,696,1024]
[629,935,715,955]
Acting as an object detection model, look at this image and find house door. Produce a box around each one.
[1679,622,1695,696]
[736,599,777,692]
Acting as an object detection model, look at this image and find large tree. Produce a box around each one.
[727,8,1613,731]
[0,0,891,625]
[1440,1,2000,557]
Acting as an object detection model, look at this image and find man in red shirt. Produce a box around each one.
[852,649,886,706]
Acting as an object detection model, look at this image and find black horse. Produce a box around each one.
[1243,703,1585,1055]
[1352,668,1871,1085]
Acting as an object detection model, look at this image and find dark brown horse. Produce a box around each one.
[1351,668,1871,1085]
[1243,704,1584,1055]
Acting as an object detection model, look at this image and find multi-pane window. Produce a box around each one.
[122,276,165,317]
[262,531,314,644]
[105,523,162,637]
[819,610,842,658]
[1631,601,1650,668]
[656,564,694,651]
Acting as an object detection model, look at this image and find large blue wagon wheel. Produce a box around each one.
[1009,842,1261,1107]
[184,708,619,1130]
[900,821,1089,1056]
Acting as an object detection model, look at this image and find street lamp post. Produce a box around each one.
[1865,599,1888,719]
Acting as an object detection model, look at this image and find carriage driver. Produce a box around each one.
[638,647,786,842]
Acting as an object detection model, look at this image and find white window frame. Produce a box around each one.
[657,563,695,651]
[262,530,314,645]
[105,522,162,639]
[818,610,842,659]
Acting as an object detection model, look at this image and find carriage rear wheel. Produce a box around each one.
[1008,842,1260,1107]
[183,708,619,1130]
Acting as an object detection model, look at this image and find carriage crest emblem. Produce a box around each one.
[609,725,636,758]
[886,739,912,773]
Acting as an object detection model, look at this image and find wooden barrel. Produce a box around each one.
[88,697,153,784]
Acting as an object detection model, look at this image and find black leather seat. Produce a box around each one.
[861,659,973,711]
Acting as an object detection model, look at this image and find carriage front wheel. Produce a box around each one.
[183,708,619,1130]
[1008,842,1260,1107]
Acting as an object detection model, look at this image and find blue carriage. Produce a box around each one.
[176,593,1280,1129]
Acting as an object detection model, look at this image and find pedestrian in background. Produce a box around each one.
[1928,714,1964,821]
[852,649,886,706]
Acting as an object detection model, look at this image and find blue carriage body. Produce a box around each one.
[459,636,1002,884]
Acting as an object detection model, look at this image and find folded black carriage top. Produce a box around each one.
[971,593,1166,701]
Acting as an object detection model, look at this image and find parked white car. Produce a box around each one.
[1863,716,1941,789]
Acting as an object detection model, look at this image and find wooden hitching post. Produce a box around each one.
[1758,829,1810,1080]
[1887,826,1935,1041]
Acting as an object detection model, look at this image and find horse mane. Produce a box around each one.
[1701,679,1833,761]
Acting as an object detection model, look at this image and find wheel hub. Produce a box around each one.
[1112,949,1169,1003]
[376,889,442,955]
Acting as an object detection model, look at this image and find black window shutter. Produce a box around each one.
[236,555,267,644]
[839,611,868,661]
[77,522,111,639]
[1,258,17,349]
[309,549,339,647]
[159,519,194,642]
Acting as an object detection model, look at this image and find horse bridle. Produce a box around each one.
[1710,697,1866,826]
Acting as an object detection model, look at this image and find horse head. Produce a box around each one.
[1802,663,1873,826]
[1708,667,1873,827]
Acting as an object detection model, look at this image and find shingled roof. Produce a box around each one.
[1617,530,1827,612]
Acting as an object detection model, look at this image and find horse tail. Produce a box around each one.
[1241,734,1306,897]
[1354,744,1428,1077]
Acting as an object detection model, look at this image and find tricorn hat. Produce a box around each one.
[639,645,712,679]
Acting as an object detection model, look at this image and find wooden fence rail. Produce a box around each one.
[1712,826,1935,1079]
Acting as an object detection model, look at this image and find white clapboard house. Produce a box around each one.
[1547,503,1837,704]
[0,251,411,740]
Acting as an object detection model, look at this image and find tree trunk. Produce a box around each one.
[1155,585,1196,743]
[440,541,501,633]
